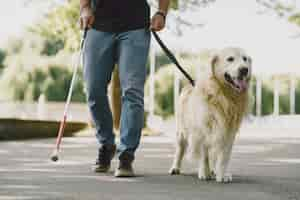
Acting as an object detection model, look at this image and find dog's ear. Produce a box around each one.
[248,56,252,65]
[197,50,218,81]
[247,56,252,78]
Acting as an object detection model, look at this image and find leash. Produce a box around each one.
[151,30,195,86]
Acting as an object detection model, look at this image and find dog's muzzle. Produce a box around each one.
[224,72,248,93]
[238,67,248,79]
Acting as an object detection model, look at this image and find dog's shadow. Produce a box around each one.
[138,173,260,186]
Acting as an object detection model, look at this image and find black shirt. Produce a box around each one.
[91,0,150,32]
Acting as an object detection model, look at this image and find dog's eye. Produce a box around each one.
[242,56,248,62]
[227,57,235,62]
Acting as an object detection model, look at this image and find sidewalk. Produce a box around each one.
[0,132,300,200]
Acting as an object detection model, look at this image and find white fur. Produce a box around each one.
[169,47,252,183]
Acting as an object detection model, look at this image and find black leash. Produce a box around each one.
[151,30,195,86]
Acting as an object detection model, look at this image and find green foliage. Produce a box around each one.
[3,22,65,57]
[31,0,81,52]
[145,55,197,118]
[43,66,85,102]
[153,65,175,117]
[0,25,86,102]
[294,80,300,113]
[274,3,294,16]
[41,39,65,56]
[170,0,179,9]
[261,83,274,115]
[3,33,49,57]
[0,52,86,102]
[256,0,295,17]
[289,13,300,26]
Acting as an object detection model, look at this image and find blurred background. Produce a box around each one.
[1,0,300,139]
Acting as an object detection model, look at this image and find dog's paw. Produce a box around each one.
[198,173,210,181]
[169,168,180,175]
[209,171,216,180]
[216,173,232,183]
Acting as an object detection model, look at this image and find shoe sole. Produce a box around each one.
[114,169,135,177]
[92,165,110,173]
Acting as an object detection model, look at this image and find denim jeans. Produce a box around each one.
[83,28,150,161]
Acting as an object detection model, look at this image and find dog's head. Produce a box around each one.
[211,47,252,93]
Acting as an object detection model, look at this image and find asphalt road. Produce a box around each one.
[0,133,300,200]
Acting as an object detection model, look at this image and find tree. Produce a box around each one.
[30,0,217,49]
[30,0,81,52]
[256,0,296,16]
[256,0,300,32]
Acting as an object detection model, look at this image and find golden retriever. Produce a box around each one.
[169,47,252,183]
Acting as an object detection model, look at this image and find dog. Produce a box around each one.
[169,47,252,183]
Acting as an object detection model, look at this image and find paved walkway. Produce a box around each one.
[0,132,300,200]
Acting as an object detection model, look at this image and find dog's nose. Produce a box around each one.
[239,67,248,77]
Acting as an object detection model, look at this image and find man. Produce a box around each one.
[79,0,170,177]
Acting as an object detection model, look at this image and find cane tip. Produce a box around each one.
[51,155,59,162]
[50,151,59,162]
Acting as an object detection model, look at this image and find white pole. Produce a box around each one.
[149,42,156,118]
[290,75,296,115]
[273,78,279,116]
[256,76,262,116]
[37,94,46,120]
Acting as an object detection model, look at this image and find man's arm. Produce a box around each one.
[150,0,170,31]
[79,0,94,29]
[80,0,91,10]
[158,0,170,16]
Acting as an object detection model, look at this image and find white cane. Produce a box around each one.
[50,28,88,162]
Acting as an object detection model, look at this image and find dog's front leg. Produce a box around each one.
[208,150,216,179]
[169,135,187,175]
[198,146,210,180]
[215,145,233,183]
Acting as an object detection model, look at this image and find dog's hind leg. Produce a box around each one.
[197,146,210,180]
[169,134,187,175]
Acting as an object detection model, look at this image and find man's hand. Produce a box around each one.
[80,6,95,29]
[151,0,169,31]
[150,13,166,32]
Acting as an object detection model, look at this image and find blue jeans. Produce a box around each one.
[83,28,150,161]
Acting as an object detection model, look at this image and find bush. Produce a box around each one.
[261,83,274,115]
[152,65,175,118]
[43,66,85,102]
[145,55,197,118]
[0,52,86,102]
[41,39,64,56]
